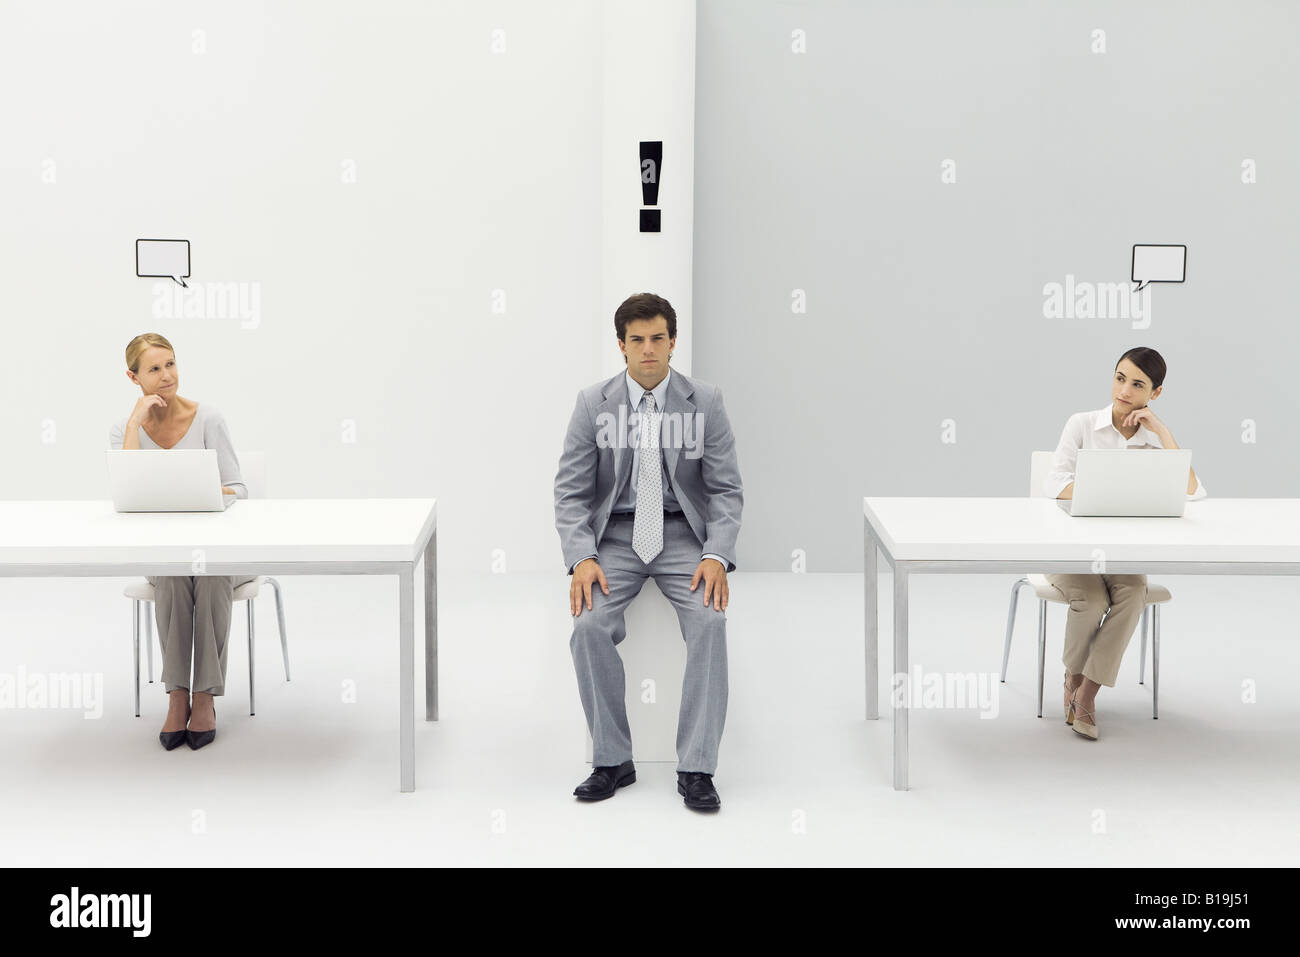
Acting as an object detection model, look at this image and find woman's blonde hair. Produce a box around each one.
[125,333,176,374]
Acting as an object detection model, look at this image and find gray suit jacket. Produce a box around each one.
[554,369,743,574]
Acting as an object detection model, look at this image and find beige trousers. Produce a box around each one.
[147,575,258,695]
[1043,574,1147,688]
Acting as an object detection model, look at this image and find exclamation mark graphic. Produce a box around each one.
[639,140,662,232]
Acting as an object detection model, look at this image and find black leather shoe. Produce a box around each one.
[677,772,721,811]
[186,704,216,750]
[186,728,216,750]
[160,707,191,751]
[573,760,636,800]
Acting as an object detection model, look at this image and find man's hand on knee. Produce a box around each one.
[570,558,609,617]
[690,558,729,611]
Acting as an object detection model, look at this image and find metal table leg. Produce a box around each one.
[864,518,879,720]
[424,529,438,722]
[400,566,415,792]
[893,565,909,791]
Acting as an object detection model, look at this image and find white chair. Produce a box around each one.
[1000,451,1170,719]
[126,450,290,717]
[583,579,687,764]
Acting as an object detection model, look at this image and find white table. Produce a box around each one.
[863,497,1300,790]
[0,499,437,792]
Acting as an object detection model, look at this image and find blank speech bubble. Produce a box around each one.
[136,239,190,287]
[1131,244,1186,291]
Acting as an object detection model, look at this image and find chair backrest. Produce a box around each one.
[1028,451,1055,498]
[237,451,267,498]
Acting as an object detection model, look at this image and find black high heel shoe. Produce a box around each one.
[186,702,216,750]
[160,708,191,751]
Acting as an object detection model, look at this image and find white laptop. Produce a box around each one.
[1057,448,1192,517]
[106,450,237,512]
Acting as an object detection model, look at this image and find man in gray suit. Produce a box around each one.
[554,292,743,811]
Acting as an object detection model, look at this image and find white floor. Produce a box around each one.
[0,570,1295,866]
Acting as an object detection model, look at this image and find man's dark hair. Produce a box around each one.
[614,292,676,341]
[1116,346,1167,389]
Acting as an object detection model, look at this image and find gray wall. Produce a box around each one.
[693,0,1300,571]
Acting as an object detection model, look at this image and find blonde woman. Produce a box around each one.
[110,333,255,750]
[1043,347,1205,740]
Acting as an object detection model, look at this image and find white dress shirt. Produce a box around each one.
[1043,405,1207,500]
[615,370,680,513]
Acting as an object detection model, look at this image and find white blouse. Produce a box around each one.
[1044,406,1206,501]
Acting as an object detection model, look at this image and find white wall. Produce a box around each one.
[1,0,695,572]
[599,1,696,377]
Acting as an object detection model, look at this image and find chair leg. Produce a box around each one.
[1152,604,1160,720]
[145,598,155,681]
[1138,605,1148,685]
[146,600,154,683]
[1036,600,1047,718]
[266,577,290,681]
[132,599,141,718]
[1001,578,1029,682]
[247,600,256,716]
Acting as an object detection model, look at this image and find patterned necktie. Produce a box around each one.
[632,390,664,564]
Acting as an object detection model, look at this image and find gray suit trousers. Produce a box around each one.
[570,512,728,774]
[146,575,257,695]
